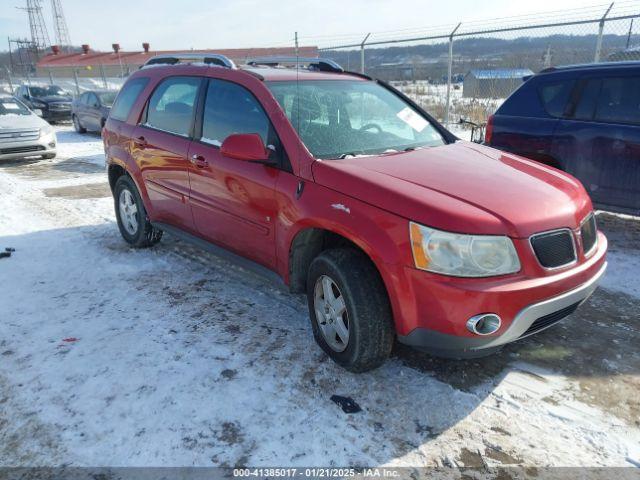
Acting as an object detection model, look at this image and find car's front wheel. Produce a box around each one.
[114,175,162,248]
[72,114,86,134]
[307,248,394,372]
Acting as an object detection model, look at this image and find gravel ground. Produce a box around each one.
[0,125,639,468]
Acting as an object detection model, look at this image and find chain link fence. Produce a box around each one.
[0,69,124,97]
[2,2,639,134]
[317,2,640,135]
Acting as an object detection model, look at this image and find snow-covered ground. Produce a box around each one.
[1,125,639,468]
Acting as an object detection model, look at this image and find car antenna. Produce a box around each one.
[294,32,303,185]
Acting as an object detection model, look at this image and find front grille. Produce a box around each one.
[581,214,597,255]
[530,230,576,268]
[0,129,40,143]
[0,145,45,155]
[521,301,581,337]
[49,103,71,111]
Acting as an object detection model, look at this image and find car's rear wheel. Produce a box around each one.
[307,248,394,372]
[114,175,162,248]
[72,114,86,134]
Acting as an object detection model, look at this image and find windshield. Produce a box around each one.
[98,92,117,106]
[267,80,445,159]
[0,97,31,116]
[29,85,67,98]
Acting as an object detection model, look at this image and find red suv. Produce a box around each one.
[103,54,607,372]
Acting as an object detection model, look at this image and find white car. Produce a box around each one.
[0,94,57,161]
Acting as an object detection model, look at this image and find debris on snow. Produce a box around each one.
[330,395,362,414]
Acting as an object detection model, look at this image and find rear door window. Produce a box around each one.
[572,79,601,121]
[538,80,575,117]
[110,77,149,122]
[87,93,99,108]
[145,76,200,136]
[595,77,640,125]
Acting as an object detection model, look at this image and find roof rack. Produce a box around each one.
[142,53,236,69]
[246,57,344,73]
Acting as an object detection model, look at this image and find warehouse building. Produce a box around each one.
[36,43,318,78]
[463,68,533,99]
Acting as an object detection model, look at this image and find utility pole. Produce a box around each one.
[360,33,371,74]
[594,2,613,63]
[445,22,461,126]
[18,0,50,52]
[50,0,72,51]
[543,44,552,68]
[626,18,634,49]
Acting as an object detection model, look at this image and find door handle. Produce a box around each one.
[133,136,147,148]
[190,154,208,168]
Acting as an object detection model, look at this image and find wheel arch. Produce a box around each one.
[106,158,155,218]
[287,224,393,295]
[286,223,407,334]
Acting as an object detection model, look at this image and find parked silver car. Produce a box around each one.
[0,94,57,161]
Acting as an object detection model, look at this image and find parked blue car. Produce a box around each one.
[486,61,640,215]
[71,90,117,133]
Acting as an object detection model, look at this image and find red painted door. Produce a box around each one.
[132,76,202,231]
[187,79,282,269]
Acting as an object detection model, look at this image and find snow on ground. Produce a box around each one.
[1,125,639,468]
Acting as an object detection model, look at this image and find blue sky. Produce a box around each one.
[0,0,612,51]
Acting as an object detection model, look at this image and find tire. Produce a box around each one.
[72,114,86,134]
[114,175,163,248]
[307,248,394,372]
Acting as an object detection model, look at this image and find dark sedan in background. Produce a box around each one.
[486,61,640,216]
[15,84,73,123]
[71,90,117,133]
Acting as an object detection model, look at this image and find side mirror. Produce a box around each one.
[33,109,43,117]
[220,133,270,162]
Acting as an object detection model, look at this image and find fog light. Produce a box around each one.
[48,142,56,148]
[466,313,501,336]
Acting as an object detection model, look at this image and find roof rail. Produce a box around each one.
[246,56,344,73]
[142,53,236,69]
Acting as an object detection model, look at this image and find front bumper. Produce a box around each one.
[0,135,57,161]
[398,261,607,357]
[42,109,71,121]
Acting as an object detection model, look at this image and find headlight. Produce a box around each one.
[40,124,54,137]
[410,222,520,277]
[32,101,47,108]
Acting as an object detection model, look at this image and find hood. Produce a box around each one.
[35,95,72,103]
[312,141,592,238]
[0,113,47,130]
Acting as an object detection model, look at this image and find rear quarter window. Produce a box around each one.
[110,77,149,122]
[495,79,547,118]
[538,80,575,117]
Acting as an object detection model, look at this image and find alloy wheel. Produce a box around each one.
[118,189,139,236]
[313,275,350,352]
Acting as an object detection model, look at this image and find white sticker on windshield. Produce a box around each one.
[3,103,20,110]
[396,107,428,132]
